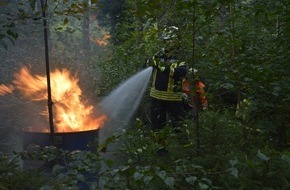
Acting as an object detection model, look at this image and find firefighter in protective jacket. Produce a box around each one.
[182,69,208,117]
[146,26,187,130]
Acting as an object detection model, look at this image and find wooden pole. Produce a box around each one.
[40,0,54,145]
[191,5,200,156]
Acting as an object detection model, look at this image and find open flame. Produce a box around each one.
[90,33,111,46]
[0,66,107,132]
[89,22,111,46]
[0,84,14,95]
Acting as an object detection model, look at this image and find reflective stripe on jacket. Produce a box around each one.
[150,61,186,101]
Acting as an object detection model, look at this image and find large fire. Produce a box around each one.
[0,66,107,132]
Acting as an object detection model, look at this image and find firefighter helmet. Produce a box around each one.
[161,26,179,40]
[160,26,180,57]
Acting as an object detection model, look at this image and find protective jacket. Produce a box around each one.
[146,51,187,101]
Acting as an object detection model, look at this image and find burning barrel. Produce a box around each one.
[22,127,99,151]
[22,127,101,189]
[22,126,100,172]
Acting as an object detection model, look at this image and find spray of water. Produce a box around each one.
[99,66,152,142]
[98,66,152,171]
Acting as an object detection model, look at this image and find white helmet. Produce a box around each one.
[161,26,179,40]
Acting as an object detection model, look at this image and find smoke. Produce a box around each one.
[0,94,48,153]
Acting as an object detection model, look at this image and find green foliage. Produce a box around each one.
[98,124,216,189]
[1,0,290,189]
[1,146,103,189]
[0,111,290,189]
[0,152,48,190]
[218,149,290,189]
[97,112,290,189]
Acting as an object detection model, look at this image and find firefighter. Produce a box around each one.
[146,26,187,132]
[182,69,208,118]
